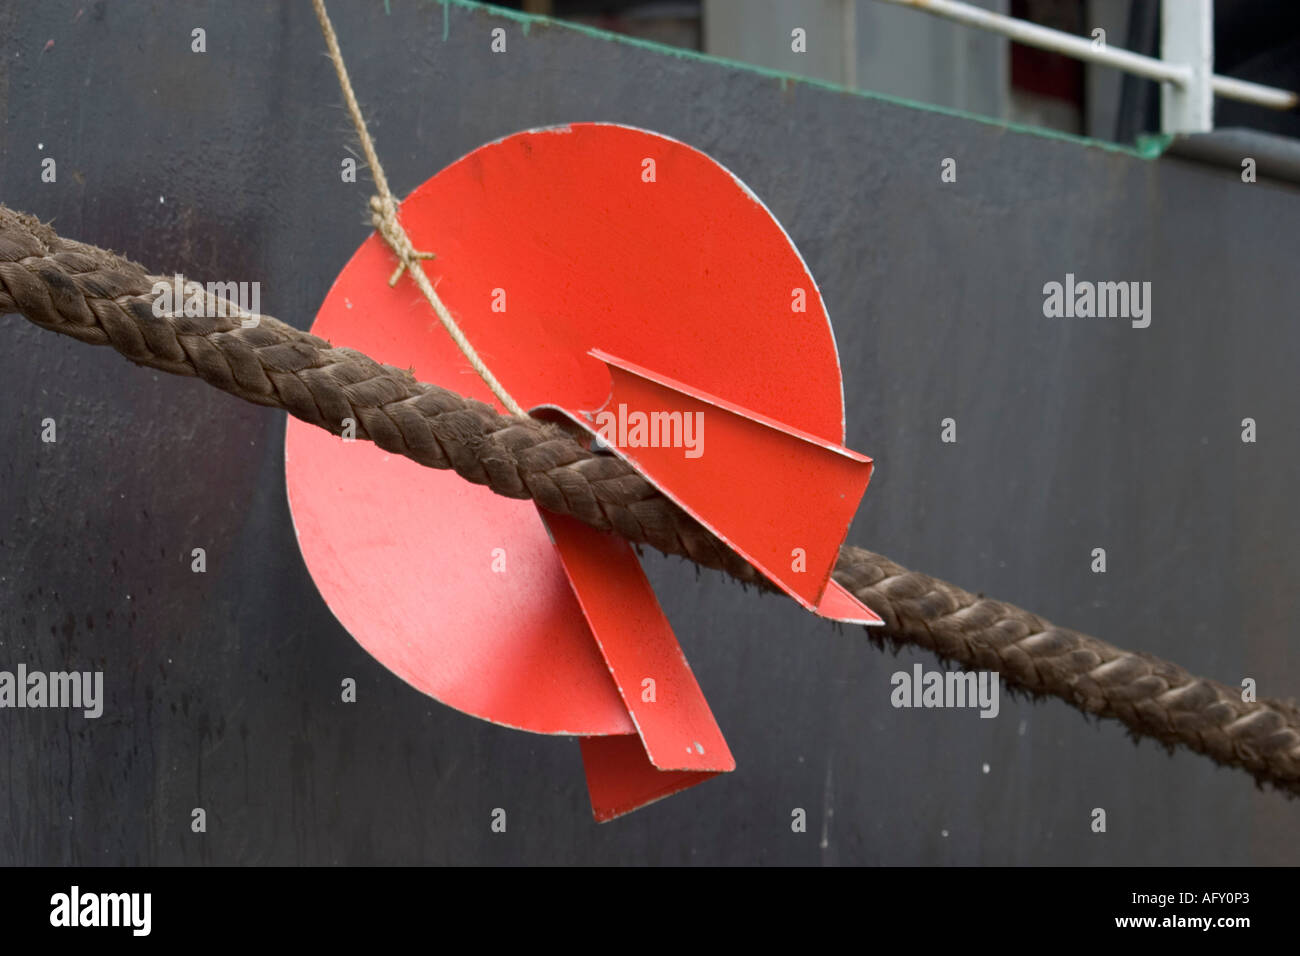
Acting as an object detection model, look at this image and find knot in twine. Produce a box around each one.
[368,194,436,287]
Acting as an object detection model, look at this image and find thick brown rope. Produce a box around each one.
[2,203,1298,796]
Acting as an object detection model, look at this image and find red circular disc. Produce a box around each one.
[286,123,847,735]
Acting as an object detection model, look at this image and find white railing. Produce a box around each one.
[874,0,1298,134]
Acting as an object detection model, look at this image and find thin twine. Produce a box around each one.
[310,0,528,418]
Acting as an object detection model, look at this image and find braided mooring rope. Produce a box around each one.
[2,203,1298,795]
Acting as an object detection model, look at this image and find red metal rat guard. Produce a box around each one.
[285,123,880,822]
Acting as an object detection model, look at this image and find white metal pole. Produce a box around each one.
[843,0,858,90]
[1161,0,1214,134]
[1212,74,1299,111]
